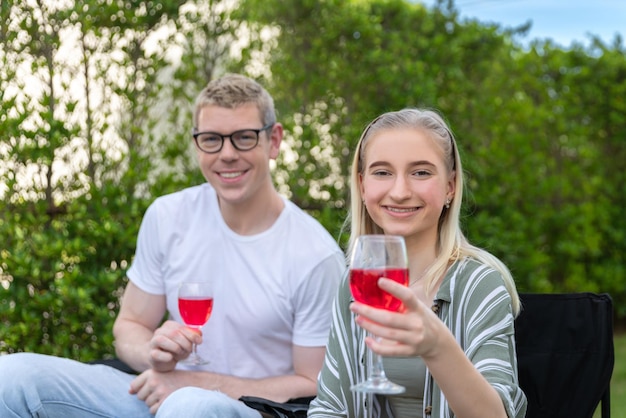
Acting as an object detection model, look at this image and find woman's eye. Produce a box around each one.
[413,170,431,177]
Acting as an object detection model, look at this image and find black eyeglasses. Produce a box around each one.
[192,123,274,154]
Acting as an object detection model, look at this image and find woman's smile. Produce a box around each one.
[383,205,419,214]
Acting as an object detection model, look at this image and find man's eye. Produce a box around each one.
[199,135,221,143]
[237,132,257,141]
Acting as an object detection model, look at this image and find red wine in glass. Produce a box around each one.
[349,235,408,394]
[350,268,409,312]
[178,297,214,328]
[178,281,213,366]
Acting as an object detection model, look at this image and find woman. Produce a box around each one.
[308,109,527,417]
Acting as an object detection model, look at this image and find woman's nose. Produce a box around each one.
[389,176,411,200]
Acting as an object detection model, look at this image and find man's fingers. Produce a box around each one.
[128,373,145,395]
[151,327,201,358]
[146,391,161,413]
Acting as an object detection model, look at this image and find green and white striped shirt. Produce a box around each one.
[308,257,528,418]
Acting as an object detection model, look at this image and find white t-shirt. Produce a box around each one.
[127,183,345,379]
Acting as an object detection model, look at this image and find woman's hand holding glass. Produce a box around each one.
[350,278,445,360]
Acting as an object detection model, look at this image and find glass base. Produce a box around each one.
[179,353,209,366]
[350,377,405,394]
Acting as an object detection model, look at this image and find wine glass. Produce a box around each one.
[177,281,214,366]
[349,234,409,394]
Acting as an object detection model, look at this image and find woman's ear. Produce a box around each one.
[359,173,365,202]
[447,170,456,198]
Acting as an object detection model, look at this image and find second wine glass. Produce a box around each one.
[177,281,214,366]
[349,234,409,394]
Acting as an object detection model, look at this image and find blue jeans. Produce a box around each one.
[0,353,261,418]
[0,353,150,417]
[156,387,261,418]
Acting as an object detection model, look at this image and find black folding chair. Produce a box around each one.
[89,357,137,374]
[515,293,614,418]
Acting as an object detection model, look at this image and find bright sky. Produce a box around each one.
[419,0,625,47]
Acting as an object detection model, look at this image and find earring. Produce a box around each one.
[445,198,451,209]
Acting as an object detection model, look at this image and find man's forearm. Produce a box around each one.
[191,371,318,403]
[113,319,154,372]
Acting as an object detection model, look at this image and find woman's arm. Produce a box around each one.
[352,268,525,418]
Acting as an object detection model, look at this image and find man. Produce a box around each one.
[0,74,345,417]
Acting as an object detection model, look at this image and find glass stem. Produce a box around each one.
[369,333,388,383]
[190,325,200,360]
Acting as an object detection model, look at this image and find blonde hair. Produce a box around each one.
[193,73,276,127]
[347,108,520,315]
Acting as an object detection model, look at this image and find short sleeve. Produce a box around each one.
[126,202,165,295]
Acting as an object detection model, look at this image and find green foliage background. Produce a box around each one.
[1,0,625,361]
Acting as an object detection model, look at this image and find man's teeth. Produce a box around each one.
[221,172,243,178]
